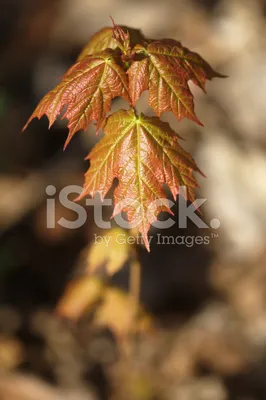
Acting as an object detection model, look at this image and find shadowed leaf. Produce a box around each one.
[95,287,152,338]
[78,28,118,61]
[87,228,132,276]
[78,25,145,61]
[56,276,104,320]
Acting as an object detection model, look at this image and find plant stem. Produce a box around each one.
[129,257,141,332]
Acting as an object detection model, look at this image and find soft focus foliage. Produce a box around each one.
[86,228,132,276]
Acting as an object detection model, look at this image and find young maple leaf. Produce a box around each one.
[78,25,145,61]
[23,49,130,148]
[110,17,131,56]
[77,27,118,61]
[77,109,202,251]
[128,40,225,125]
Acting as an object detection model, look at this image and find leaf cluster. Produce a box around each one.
[23,19,224,250]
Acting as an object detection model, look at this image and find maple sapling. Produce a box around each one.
[23,20,225,252]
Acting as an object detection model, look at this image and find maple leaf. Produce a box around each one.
[23,49,130,148]
[56,275,152,337]
[78,25,145,61]
[87,228,132,276]
[56,276,104,320]
[77,28,118,61]
[78,109,201,251]
[128,40,225,124]
[110,17,131,55]
[95,286,152,338]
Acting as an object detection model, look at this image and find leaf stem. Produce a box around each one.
[129,256,141,332]
[132,106,138,117]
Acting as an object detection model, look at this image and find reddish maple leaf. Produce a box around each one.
[77,109,202,251]
[23,49,130,148]
[78,25,145,61]
[128,40,225,124]
[110,17,131,55]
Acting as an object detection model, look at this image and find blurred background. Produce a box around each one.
[0,0,266,399]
